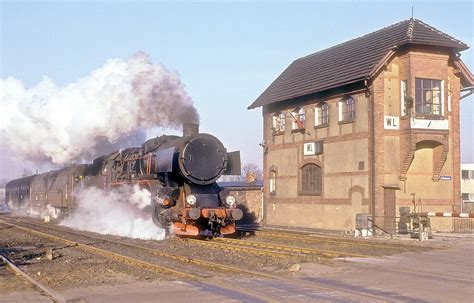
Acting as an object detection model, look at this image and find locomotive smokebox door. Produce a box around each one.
[180,135,226,185]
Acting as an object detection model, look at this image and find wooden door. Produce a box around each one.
[383,188,396,233]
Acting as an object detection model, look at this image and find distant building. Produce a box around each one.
[248,19,473,232]
[461,164,474,212]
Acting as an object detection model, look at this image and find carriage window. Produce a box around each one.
[300,164,322,195]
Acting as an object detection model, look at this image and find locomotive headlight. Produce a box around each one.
[225,195,236,207]
[186,194,197,206]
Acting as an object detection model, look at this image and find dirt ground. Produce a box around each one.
[1,217,473,302]
[0,224,164,294]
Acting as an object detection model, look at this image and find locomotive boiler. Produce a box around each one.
[5,124,243,238]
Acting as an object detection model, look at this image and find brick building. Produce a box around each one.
[461,163,474,213]
[248,19,474,232]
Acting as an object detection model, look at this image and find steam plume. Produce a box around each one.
[60,185,165,240]
[0,52,199,165]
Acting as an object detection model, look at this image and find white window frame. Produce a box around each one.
[315,102,329,126]
[291,108,305,130]
[269,169,276,194]
[401,80,408,116]
[441,80,445,116]
[447,80,451,113]
[272,112,286,132]
[414,78,444,117]
[338,96,355,122]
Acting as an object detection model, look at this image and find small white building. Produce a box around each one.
[461,163,474,212]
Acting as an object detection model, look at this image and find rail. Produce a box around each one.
[0,254,66,303]
[215,237,371,258]
[240,228,430,251]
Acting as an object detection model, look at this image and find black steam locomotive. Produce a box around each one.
[5,124,243,237]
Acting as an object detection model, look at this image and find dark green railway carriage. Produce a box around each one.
[5,165,90,212]
[5,175,35,207]
[30,164,89,210]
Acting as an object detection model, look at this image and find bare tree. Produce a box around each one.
[241,162,262,183]
[242,162,258,175]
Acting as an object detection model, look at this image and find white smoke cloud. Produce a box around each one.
[7,200,58,220]
[0,51,199,165]
[60,185,166,240]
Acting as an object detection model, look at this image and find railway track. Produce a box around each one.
[183,237,372,259]
[0,254,66,303]
[0,217,280,279]
[0,216,394,302]
[0,218,280,302]
[242,228,432,252]
[0,218,200,280]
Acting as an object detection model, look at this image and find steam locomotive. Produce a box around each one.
[4,124,243,237]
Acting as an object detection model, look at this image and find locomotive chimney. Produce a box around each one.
[183,124,199,137]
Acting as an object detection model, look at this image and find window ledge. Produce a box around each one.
[299,191,321,196]
[291,128,306,134]
[272,130,284,136]
[338,119,354,125]
[314,123,328,129]
[414,114,444,120]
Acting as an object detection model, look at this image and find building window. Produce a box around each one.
[401,80,408,116]
[461,170,474,179]
[415,78,442,116]
[272,112,286,133]
[269,169,276,195]
[462,193,469,201]
[291,108,305,130]
[315,102,329,126]
[300,164,322,195]
[339,96,355,122]
[462,170,469,179]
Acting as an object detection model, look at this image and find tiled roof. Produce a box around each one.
[248,19,468,109]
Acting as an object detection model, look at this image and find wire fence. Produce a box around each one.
[358,215,474,236]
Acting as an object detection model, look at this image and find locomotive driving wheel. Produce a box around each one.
[151,202,172,231]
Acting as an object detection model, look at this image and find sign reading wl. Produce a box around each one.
[384,116,399,129]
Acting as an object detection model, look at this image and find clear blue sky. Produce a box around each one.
[1,0,473,178]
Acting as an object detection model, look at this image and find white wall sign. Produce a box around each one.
[304,142,315,155]
[384,116,399,129]
[410,118,448,130]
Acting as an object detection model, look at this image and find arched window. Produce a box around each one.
[292,108,305,129]
[315,102,329,126]
[339,96,355,122]
[300,164,322,195]
[269,169,276,195]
